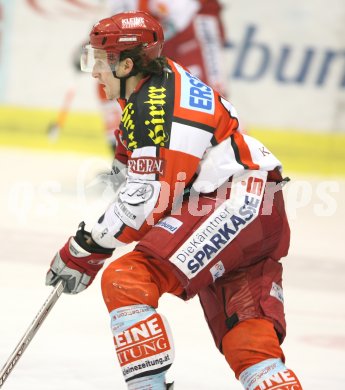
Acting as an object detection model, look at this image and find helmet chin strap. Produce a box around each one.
[112,71,127,101]
[113,67,139,101]
[120,78,127,101]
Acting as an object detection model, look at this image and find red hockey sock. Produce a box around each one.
[222,319,284,378]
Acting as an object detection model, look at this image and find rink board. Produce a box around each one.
[1,106,345,177]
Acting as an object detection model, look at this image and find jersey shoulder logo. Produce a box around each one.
[175,63,215,115]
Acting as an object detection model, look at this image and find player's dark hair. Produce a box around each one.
[119,44,167,76]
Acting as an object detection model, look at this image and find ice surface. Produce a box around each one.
[0,147,344,389]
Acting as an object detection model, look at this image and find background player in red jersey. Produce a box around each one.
[46,11,302,390]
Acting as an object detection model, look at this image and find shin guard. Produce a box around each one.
[239,358,302,390]
[110,304,174,388]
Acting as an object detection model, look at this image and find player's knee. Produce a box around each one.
[222,318,284,379]
[101,257,140,310]
[101,253,160,312]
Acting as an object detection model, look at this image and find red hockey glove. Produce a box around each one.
[46,222,114,294]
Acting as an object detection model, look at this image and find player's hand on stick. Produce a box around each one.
[94,158,127,191]
[46,222,113,294]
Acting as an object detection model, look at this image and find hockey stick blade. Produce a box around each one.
[0,280,65,388]
[46,122,61,142]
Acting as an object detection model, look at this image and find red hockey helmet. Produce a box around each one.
[81,11,164,72]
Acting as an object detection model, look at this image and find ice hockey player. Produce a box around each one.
[46,11,303,390]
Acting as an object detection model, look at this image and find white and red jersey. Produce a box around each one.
[91,59,281,248]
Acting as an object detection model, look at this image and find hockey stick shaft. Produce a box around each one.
[47,86,76,141]
[56,87,76,128]
[0,280,64,388]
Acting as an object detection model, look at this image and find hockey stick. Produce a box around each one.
[0,280,64,388]
[47,86,76,142]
